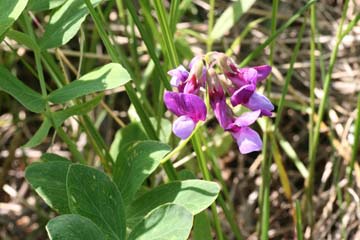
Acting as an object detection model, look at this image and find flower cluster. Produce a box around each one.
[163,52,274,154]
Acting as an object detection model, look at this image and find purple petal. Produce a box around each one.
[232,127,262,154]
[244,92,274,117]
[254,65,272,82]
[241,68,258,85]
[227,67,257,88]
[164,91,207,121]
[168,65,189,87]
[210,96,234,129]
[189,56,201,69]
[173,115,196,139]
[230,84,256,106]
[229,110,261,128]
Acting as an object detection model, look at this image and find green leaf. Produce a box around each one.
[41,153,69,162]
[0,65,46,113]
[48,63,131,104]
[22,119,51,148]
[110,122,148,160]
[193,212,212,240]
[52,94,103,127]
[210,0,256,40]
[6,29,39,51]
[128,204,193,240]
[127,180,220,227]
[39,0,102,49]
[25,161,71,214]
[66,164,126,240]
[113,141,171,206]
[27,0,66,12]
[23,96,102,148]
[46,214,105,240]
[0,0,29,36]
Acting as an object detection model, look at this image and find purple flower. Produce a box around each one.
[168,65,189,92]
[209,84,262,154]
[226,64,272,88]
[227,110,262,154]
[164,91,207,139]
[230,85,274,117]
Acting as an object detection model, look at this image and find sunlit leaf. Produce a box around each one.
[66,164,126,240]
[128,204,193,240]
[48,63,131,104]
[46,214,105,240]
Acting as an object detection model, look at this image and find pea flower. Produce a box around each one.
[164,52,274,154]
[164,91,206,139]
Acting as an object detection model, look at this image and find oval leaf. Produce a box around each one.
[25,161,71,214]
[46,214,105,240]
[127,180,220,227]
[110,122,148,160]
[0,0,29,36]
[113,140,171,206]
[39,0,102,49]
[0,65,46,113]
[66,164,126,240]
[48,63,131,104]
[128,204,193,240]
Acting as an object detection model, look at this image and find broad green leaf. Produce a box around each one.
[113,141,171,206]
[41,153,69,162]
[66,164,126,240]
[128,204,193,240]
[46,214,105,240]
[110,122,148,160]
[23,96,102,148]
[27,0,66,12]
[193,212,212,240]
[210,0,256,40]
[23,119,51,148]
[39,0,102,49]
[0,65,46,113]
[48,63,131,104]
[25,161,71,214]
[127,180,220,227]
[0,0,29,36]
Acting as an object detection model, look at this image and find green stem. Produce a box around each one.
[346,93,360,203]
[153,0,179,67]
[169,0,180,34]
[239,0,316,67]
[305,0,360,230]
[206,0,215,51]
[295,200,304,240]
[309,3,316,157]
[84,0,158,140]
[123,0,171,90]
[274,18,306,129]
[191,130,224,240]
[260,0,279,238]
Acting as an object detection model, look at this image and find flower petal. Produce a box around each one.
[230,110,261,128]
[230,84,256,106]
[168,65,189,88]
[172,115,196,139]
[164,91,207,121]
[254,65,271,82]
[232,127,262,154]
[210,96,234,129]
[244,92,274,117]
